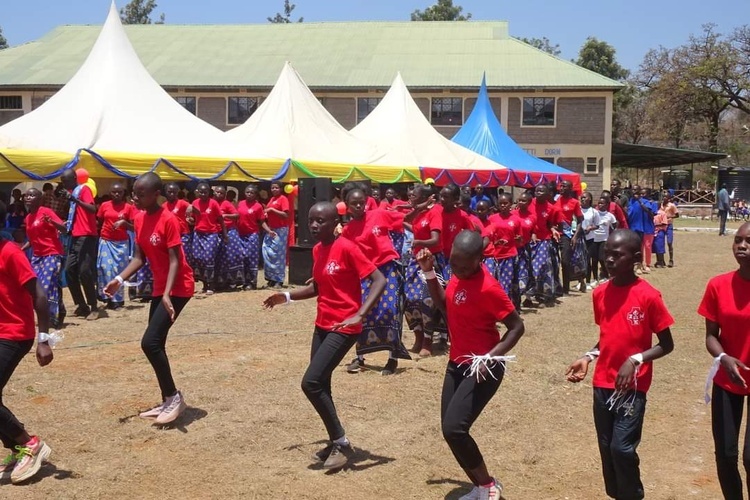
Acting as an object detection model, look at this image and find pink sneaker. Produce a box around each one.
[10,437,51,484]
[139,402,165,419]
[155,391,186,425]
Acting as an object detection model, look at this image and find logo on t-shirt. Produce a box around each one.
[420,219,429,228]
[627,307,645,326]
[172,207,179,213]
[33,218,42,227]
[449,223,458,233]
[454,289,467,305]
[326,261,340,275]
[372,226,382,236]
[149,233,161,246]
[206,208,213,214]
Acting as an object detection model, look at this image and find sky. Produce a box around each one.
[2,0,747,72]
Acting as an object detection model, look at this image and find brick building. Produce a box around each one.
[0,21,621,192]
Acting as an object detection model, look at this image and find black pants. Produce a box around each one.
[719,210,729,235]
[301,328,357,441]
[712,384,750,500]
[65,236,99,309]
[586,239,601,282]
[0,339,34,451]
[441,361,503,471]
[560,234,573,293]
[142,296,190,400]
[593,387,647,500]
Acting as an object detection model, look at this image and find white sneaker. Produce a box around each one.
[587,281,598,289]
[139,402,165,419]
[477,479,505,500]
[155,391,186,425]
[458,486,480,500]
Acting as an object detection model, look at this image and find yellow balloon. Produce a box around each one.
[85,178,97,197]
[284,184,294,194]
[581,182,588,191]
[424,178,435,185]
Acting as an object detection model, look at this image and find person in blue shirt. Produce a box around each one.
[469,184,492,212]
[627,187,657,273]
[717,183,731,236]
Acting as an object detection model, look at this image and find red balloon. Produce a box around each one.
[75,168,89,184]
[292,185,299,196]
[336,201,347,216]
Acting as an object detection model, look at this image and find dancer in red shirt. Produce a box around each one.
[484,192,521,306]
[380,187,409,212]
[104,173,194,426]
[262,182,290,289]
[0,201,54,484]
[513,191,537,310]
[417,230,523,500]
[96,182,136,310]
[214,186,244,290]
[566,229,674,500]
[264,202,385,471]
[23,188,68,329]
[187,182,226,295]
[340,185,409,375]
[164,182,192,268]
[699,221,750,498]
[236,184,273,290]
[527,185,562,306]
[439,184,475,268]
[555,180,584,294]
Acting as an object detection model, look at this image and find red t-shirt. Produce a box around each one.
[555,196,583,225]
[592,278,674,393]
[485,214,520,259]
[312,237,377,334]
[609,202,629,230]
[70,185,98,237]
[219,200,237,230]
[0,240,37,341]
[698,271,750,395]
[380,199,410,211]
[134,207,194,298]
[165,199,191,235]
[266,195,290,230]
[191,198,223,234]
[365,197,378,212]
[411,205,443,254]
[442,207,475,257]
[341,210,401,267]
[236,200,266,236]
[531,199,562,241]
[446,266,516,363]
[476,217,494,257]
[97,201,136,242]
[513,210,537,247]
[25,207,64,257]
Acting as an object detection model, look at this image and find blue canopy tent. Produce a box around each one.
[450,75,581,190]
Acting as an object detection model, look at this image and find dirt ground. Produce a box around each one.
[4,230,743,499]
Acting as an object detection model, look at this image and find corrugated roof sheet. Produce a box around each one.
[0,21,623,89]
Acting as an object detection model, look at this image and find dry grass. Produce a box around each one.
[5,231,738,499]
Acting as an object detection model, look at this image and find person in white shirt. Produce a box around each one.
[592,196,618,282]
[580,192,600,287]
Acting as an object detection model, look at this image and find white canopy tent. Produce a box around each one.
[226,61,384,165]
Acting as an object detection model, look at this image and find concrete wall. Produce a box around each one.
[507,97,606,145]
[197,97,229,131]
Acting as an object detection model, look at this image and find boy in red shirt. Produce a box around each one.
[417,230,524,500]
[0,201,55,484]
[23,188,68,329]
[263,202,385,472]
[104,173,194,426]
[96,182,136,310]
[60,169,100,320]
[699,221,750,498]
[566,229,674,500]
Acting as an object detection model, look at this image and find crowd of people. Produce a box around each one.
[2,171,750,500]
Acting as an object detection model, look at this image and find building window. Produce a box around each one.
[522,97,555,126]
[431,98,463,125]
[228,97,259,125]
[538,157,555,164]
[0,96,22,110]
[175,96,196,115]
[585,157,598,174]
[357,97,381,124]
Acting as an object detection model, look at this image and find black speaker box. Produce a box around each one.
[297,177,333,246]
[288,245,314,286]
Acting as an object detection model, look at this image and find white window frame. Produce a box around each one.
[585,156,599,174]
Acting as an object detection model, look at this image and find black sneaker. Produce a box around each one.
[323,442,354,470]
[381,358,398,376]
[73,305,90,318]
[346,358,364,373]
[312,442,333,463]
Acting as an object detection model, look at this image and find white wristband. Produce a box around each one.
[37,332,50,343]
[423,269,437,280]
[584,350,600,361]
[630,353,644,365]
[37,331,63,347]
[283,292,292,304]
[115,275,124,285]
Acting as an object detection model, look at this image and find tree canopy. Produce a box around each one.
[518,37,561,57]
[576,37,629,81]
[120,0,165,25]
[411,0,471,21]
[0,26,8,50]
[268,0,303,23]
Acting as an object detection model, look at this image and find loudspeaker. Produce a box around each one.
[297,177,333,246]
[288,245,314,285]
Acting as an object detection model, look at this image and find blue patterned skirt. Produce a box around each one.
[238,232,261,287]
[31,254,65,322]
[404,251,448,339]
[97,238,130,303]
[516,245,532,298]
[356,261,411,359]
[262,226,288,283]
[192,231,221,283]
[218,228,244,287]
[528,240,555,301]
[182,233,193,268]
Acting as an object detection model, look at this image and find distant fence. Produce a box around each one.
[671,189,714,205]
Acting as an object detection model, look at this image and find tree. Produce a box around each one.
[120,0,165,25]
[0,26,7,50]
[614,82,649,144]
[268,0,303,23]
[518,37,561,57]
[411,0,471,21]
[575,37,629,81]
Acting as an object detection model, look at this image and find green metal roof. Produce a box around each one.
[0,21,623,90]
